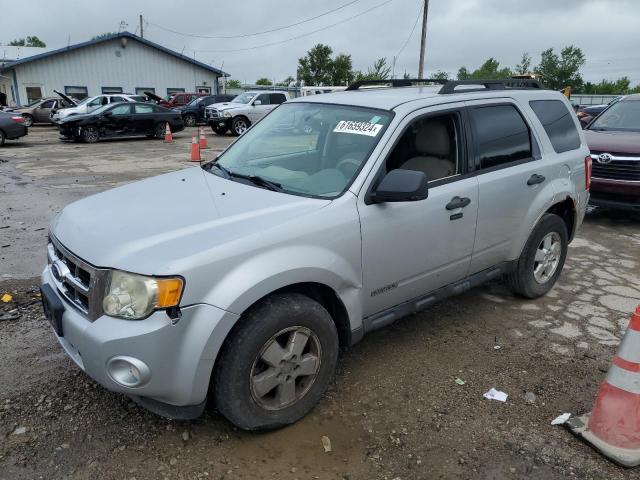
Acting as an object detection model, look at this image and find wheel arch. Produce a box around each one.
[545,196,577,241]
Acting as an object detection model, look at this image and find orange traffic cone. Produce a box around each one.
[198,126,208,149]
[567,305,640,467]
[163,122,173,143]
[190,134,200,162]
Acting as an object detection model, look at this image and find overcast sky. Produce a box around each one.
[3,0,639,85]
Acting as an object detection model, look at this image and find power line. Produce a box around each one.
[395,0,422,61]
[147,0,362,40]
[172,0,396,54]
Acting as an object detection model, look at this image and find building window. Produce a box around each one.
[135,87,154,96]
[26,86,43,104]
[167,88,185,97]
[64,86,88,101]
[102,87,123,94]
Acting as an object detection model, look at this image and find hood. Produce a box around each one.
[51,167,328,275]
[53,90,77,106]
[144,91,164,103]
[58,112,94,123]
[584,129,640,155]
[208,102,237,111]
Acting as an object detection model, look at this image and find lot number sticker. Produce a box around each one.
[333,120,383,137]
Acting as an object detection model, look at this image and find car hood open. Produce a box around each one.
[585,129,640,155]
[51,167,329,275]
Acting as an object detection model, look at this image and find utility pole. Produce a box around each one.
[418,0,429,78]
[139,15,143,38]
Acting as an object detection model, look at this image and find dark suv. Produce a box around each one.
[178,94,236,127]
[584,94,640,210]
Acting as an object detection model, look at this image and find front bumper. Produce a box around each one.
[590,178,640,211]
[41,265,239,417]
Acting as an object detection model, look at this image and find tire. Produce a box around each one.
[0,130,5,146]
[154,123,166,139]
[231,116,249,136]
[213,293,339,430]
[211,125,227,135]
[22,114,34,127]
[82,126,99,143]
[183,114,197,127]
[505,213,568,299]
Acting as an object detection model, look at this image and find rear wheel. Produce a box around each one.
[231,117,249,136]
[22,114,34,127]
[82,126,99,143]
[213,293,339,430]
[0,130,5,146]
[505,213,568,298]
[183,114,197,127]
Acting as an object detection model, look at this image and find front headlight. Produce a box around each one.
[223,111,232,118]
[102,270,184,320]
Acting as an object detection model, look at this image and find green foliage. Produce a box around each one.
[515,53,532,75]
[8,35,46,47]
[431,70,450,81]
[457,58,512,80]
[582,77,640,94]
[255,78,273,86]
[297,44,335,86]
[225,79,242,89]
[276,76,296,87]
[535,46,585,90]
[353,58,391,82]
[91,32,118,41]
[331,54,354,86]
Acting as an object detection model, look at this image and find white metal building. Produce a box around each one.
[0,32,228,106]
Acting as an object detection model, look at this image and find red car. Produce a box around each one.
[145,91,208,108]
[584,94,640,210]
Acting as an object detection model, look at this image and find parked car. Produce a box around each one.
[577,96,624,127]
[144,91,208,109]
[178,94,236,127]
[51,93,146,122]
[41,79,589,429]
[56,102,184,143]
[584,94,640,210]
[0,110,28,145]
[205,91,290,135]
[14,96,76,126]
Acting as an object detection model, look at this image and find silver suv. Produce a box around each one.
[41,79,590,429]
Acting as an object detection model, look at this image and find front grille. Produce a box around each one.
[590,153,640,181]
[48,236,106,321]
[207,109,220,120]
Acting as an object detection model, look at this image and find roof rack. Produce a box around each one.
[438,79,543,94]
[345,78,448,91]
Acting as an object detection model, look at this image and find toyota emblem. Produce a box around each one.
[597,153,613,164]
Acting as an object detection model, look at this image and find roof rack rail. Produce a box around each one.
[345,78,448,91]
[438,79,543,94]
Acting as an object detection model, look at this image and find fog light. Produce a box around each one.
[107,356,151,387]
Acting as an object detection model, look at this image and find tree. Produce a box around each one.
[457,58,512,80]
[431,70,450,80]
[297,44,335,86]
[92,32,118,40]
[9,36,46,47]
[226,79,242,89]
[353,57,392,82]
[331,53,353,85]
[276,76,296,87]
[515,53,532,75]
[583,77,632,94]
[535,46,585,90]
[255,78,273,86]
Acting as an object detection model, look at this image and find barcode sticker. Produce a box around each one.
[333,120,383,137]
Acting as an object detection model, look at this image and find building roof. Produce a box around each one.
[0,45,52,64]
[0,32,228,76]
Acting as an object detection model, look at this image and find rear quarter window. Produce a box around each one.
[529,100,581,153]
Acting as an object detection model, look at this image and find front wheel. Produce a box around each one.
[505,213,568,298]
[183,114,196,127]
[231,117,249,136]
[0,130,5,146]
[82,126,99,143]
[213,293,339,430]
[211,124,227,135]
[154,123,166,139]
[22,114,34,127]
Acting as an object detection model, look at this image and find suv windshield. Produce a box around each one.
[208,102,392,198]
[590,99,640,131]
[231,92,257,104]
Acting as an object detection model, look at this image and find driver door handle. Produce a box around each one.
[446,196,471,210]
[527,174,546,186]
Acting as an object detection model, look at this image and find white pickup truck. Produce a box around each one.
[205,91,289,135]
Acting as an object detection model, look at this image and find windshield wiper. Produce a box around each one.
[229,172,284,192]
[202,159,232,179]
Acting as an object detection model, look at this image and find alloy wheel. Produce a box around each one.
[533,232,561,283]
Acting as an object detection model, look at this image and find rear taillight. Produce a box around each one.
[11,116,25,123]
[585,155,592,190]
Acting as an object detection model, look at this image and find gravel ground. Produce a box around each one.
[1,127,640,479]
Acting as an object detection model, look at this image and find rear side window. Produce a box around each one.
[470,105,532,170]
[270,93,287,105]
[529,100,581,153]
[135,104,154,114]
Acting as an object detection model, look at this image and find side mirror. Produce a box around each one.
[253,100,262,106]
[369,169,429,204]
